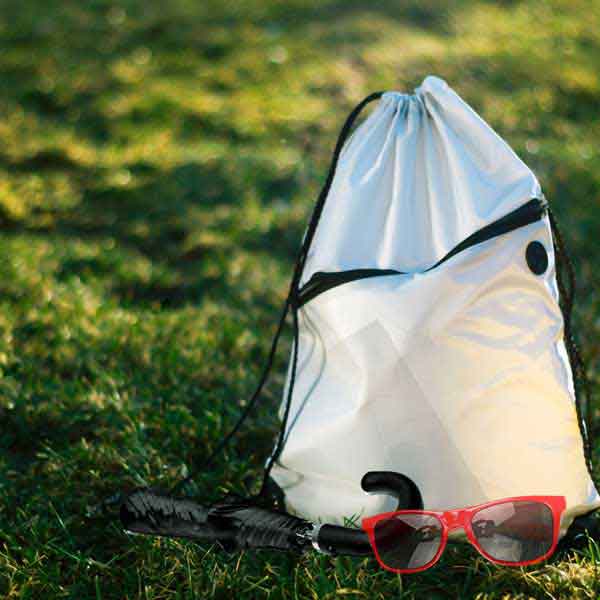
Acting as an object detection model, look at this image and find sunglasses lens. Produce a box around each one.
[471,500,554,563]
[373,514,443,571]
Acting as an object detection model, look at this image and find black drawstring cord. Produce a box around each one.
[257,91,385,497]
[171,296,291,495]
[260,298,300,495]
[287,91,386,290]
[172,91,385,498]
[548,208,595,479]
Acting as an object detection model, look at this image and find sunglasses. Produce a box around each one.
[362,495,566,573]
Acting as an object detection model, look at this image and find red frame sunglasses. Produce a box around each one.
[362,495,566,573]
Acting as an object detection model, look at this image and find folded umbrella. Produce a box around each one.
[120,471,422,555]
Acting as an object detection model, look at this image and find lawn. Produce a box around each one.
[1,0,600,598]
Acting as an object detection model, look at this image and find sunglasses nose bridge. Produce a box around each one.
[444,509,467,532]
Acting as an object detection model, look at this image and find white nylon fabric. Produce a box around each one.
[301,76,542,282]
[271,77,600,534]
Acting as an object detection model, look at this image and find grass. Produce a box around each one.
[1,0,600,597]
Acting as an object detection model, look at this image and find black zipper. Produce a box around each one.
[297,197,547,307]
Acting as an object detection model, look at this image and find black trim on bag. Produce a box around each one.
[297,197,547,307]
[297,268,400,307]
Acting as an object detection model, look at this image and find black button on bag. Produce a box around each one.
[526,241,548,275]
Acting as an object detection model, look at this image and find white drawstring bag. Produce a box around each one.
[266,76,599,535]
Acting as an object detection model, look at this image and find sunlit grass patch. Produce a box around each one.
[1,0,600,597]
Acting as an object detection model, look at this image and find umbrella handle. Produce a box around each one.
[361,471,424,510]
[308,472,423,556]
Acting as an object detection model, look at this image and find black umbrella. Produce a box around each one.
[120,471,422,555]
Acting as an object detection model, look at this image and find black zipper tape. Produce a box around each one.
[297,197,547,307]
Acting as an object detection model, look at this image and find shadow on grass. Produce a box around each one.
[0,153,306,308]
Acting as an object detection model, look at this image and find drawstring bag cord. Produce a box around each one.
[172,92,384,500]
[548,209,596,482]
